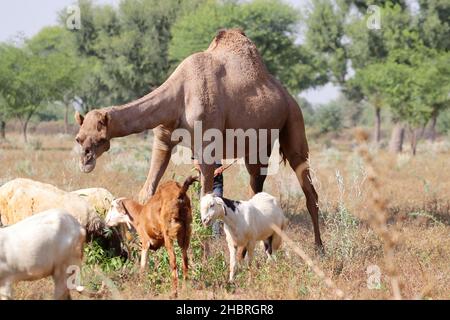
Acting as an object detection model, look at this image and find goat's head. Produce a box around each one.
[105,198,133,230]
[200,193,226,227]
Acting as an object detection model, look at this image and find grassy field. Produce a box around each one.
[0,130,449,300]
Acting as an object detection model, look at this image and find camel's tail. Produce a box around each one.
[279,145,287,166]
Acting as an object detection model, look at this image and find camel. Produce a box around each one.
[74,29,323,248]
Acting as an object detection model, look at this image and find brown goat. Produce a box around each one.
[105,176,197,296]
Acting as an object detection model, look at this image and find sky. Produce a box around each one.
[0,0,339,104]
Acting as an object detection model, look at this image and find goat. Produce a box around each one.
[0,209,86,300]
[200,192,288,281]
[105,176,197,297]
[0,178,127,259]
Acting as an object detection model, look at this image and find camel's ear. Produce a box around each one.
[119,199,134,222]
[216,197,227,216]
[75,111,84,126]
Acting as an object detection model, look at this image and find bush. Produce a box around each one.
[314,102,343,134]
[437,109,450,135]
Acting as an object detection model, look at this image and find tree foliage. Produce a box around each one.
[0,27,81,141]
[63,0,190,108]
[169,0,326,93]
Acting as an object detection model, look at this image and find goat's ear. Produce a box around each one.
[119,199,134,222]
[75,111,84,126]
[216,197,227,216]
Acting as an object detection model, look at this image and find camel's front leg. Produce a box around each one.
[139,131,174,203]
[245,161,268,197]
[198,162,215,196]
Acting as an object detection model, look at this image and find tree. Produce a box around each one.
[347,2,416,144]
[27,26,85,134]
[351,67,386,143]
[169,0,326,94]
[417,0,450,140]
[0,94,9,139]
[307,1,427,146]
[0,44,34,142]
[0,27,81,142]
[412,52,450,143]
[418,0,450,52]
[62,0,189,109]
[305,0,349,86]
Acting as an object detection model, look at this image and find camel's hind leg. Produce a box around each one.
[280,119,323,249]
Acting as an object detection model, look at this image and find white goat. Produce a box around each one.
[200,192,288,281]
[0,209,86,300]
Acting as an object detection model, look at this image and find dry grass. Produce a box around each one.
[0,131,449,300]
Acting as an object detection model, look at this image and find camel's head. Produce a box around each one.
[75,110,111,173]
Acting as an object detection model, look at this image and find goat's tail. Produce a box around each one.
[178,175,199,199]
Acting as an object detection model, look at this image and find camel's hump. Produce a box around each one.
[206,28,268,78]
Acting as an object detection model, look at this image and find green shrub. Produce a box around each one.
[437,109,450,135]
[314,102,343,134]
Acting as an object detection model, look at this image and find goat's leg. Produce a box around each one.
[236,246,247,264]
[246,241,256,282]
[228,244,237,282]
[140,247,149,272]
[263,236,274,261]
[139,130,174,204]
[165,237,178,297]
[271,232,283,252]
[246,241,256,267]
[0,279,13,300]
[53,267,71,300]
[181,247,189,283]
[177,228,190,284]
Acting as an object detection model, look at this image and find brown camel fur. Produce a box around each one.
[75,29,323,248]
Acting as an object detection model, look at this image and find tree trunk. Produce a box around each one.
[64,104,69,134]
[0,120,5,140]
[389,123,405,154]
[374,106,381,144]
[23,120,29,143]
[428,112,438,142]
[22,112,33,144]
[410,127,417,156]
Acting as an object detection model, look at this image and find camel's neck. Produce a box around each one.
[106,78,182,138]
